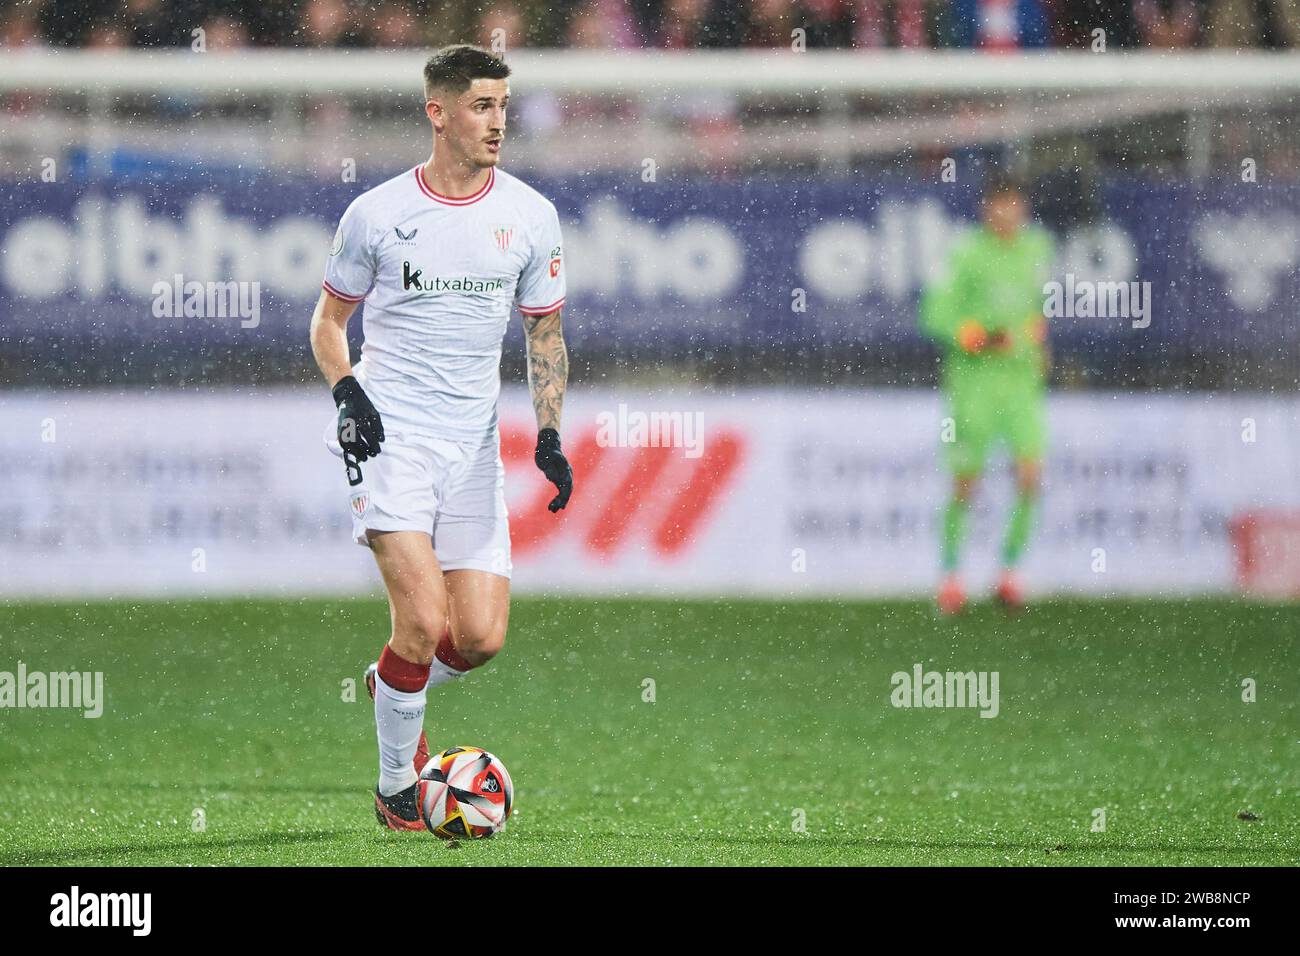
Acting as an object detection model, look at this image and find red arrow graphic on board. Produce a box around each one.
[501,425,747,560]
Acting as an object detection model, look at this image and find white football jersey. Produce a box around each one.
[323,164,565,443]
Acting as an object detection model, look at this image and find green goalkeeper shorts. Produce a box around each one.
[942,391,1047,475]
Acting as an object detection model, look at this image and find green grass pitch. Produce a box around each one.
[0,597,1295,866]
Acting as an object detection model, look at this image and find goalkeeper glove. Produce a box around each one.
[956,320,988,354]
[333,375,385,463]
[534,428,573,513]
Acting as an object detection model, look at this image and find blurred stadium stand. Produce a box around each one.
[1,39,1298,392]
[4,0,1299,51]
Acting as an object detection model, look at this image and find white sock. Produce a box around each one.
[425,657,469,691]
[374,673,425,796]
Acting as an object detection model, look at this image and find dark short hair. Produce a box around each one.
[423,45,510,99]
[982,169,1026,201]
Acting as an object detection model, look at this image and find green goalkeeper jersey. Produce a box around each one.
[918,225,1056,400]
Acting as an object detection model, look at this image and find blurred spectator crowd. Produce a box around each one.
[0,0,1296,51]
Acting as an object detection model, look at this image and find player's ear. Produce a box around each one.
[424,97,442,130]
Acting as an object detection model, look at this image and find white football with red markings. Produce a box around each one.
[418,746,514,839]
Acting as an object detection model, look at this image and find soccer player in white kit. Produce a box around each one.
[308,46,573,831]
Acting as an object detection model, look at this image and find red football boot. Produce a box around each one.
[937,574,967,616]
[994,570,1025,613]
[373,782,428,832]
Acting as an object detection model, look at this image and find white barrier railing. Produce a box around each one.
[1,49,1298,95]
[0,50,1295,174]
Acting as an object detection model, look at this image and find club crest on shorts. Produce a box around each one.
[492,225,514,252]
[349,491,370,519]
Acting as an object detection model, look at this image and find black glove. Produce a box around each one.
[333,375,385,463]
[534,428,573,513]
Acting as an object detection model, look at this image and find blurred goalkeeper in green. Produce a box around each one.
[919,172,1055,614]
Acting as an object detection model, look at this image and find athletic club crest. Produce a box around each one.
[349,491,370,519]
[492,225,514,252]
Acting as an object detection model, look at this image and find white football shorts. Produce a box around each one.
[324,417,512,578]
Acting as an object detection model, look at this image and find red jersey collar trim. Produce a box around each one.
[414,164,494,205]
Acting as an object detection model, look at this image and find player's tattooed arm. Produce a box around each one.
[523,307,567,432]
